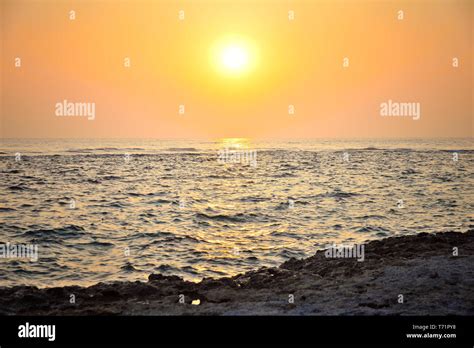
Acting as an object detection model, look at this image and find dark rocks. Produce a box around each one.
[148,273,183,283]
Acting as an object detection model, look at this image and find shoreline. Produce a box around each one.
[0,230,473,315]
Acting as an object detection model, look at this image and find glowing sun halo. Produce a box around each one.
[212,37,257,77]
[221,45,249,71]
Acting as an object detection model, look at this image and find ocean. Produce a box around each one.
[0,138,473,287]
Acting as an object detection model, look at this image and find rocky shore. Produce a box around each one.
[0,230,473,315]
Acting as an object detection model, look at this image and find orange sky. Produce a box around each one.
[1,0,472,139]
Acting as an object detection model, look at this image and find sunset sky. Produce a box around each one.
[1,0,472,139]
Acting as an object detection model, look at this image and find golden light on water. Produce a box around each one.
[218,137,252,149]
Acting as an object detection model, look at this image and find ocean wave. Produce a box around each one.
[154,264,181,274]
[326,190,359,199]
[355,215,387,220]
[356,226,390,233]
[150,234,201,244]
[166,147,198,152]
[82,240,115,248]
[8,184,32,191]
[100,175,122,180]
[66,147,146,152]
[195,212,254,223]
[22,225,87,239]
[440,149,474,153]
[121,262,138,272]
[401,168,417,175]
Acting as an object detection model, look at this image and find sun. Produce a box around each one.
[221,45,249,71]
[211,36,257,77]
